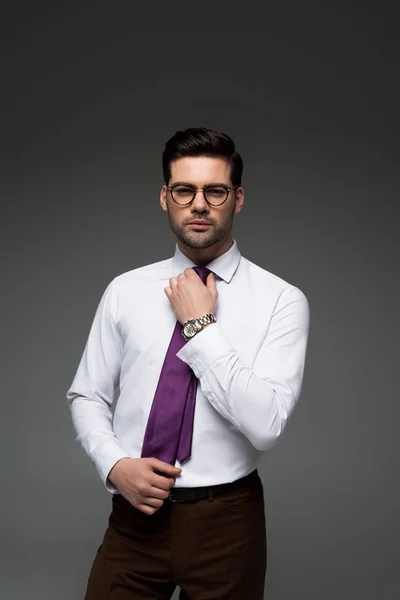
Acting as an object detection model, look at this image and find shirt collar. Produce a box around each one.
[172,239,241,283]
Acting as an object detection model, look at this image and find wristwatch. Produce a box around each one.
[182,313,217,342]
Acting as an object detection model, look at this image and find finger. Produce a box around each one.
[148,484,171,499]
[137,503,160,515]
[134,487,165,506]
[169,276,178,288]
[151,472,176,491]
[207,273,218,294]
[141,495,164,508]
[206,272,216,286]
[164,286,172,298]
[138,505,153,515]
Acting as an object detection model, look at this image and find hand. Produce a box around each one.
[107,457,182,515]
[164,268,218,324]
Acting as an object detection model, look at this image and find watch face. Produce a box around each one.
[184,322,197,337]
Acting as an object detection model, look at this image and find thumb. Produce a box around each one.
[206,272,217,295]
[148,457,182,474]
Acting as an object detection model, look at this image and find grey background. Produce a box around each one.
[2,3,399,599]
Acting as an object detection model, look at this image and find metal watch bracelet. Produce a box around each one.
[181,313,216,341]
[196,313,216,327]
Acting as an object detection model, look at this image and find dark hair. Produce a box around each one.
[162,127,243,187]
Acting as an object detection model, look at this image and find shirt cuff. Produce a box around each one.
[91,437,131,494]
[176,321,233,378]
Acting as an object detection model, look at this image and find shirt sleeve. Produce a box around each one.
[176,286,310,451]
[66,278,130,493]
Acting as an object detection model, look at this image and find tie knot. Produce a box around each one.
[193,266,212,284]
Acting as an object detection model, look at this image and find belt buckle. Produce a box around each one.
[168,490,195,503]
[169,491,186,503]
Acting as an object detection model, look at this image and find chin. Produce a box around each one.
[170,220,230,249]
[181,236,215,249]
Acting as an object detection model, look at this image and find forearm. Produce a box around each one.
[66,278,129,492]
[177,288,310,450]
[193,347,297,450]
[67,386,130,492]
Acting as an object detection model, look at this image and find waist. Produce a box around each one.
[167,469,259,503]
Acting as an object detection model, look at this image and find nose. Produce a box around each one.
[191,188,210,212]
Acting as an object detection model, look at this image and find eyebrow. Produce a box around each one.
[169,181,230,187]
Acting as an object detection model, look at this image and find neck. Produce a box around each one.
[177,233,234,266]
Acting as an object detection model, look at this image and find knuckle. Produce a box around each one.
[137,482,148,495]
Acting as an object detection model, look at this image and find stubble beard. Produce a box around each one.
[168,211,235,249]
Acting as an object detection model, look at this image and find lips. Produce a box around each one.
[188,222,211,230]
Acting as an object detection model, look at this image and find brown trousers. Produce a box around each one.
[84,470,267,599]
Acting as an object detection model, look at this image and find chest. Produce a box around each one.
[117,276,275,367]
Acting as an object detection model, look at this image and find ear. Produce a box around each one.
[160,185,168,212]
[234,187,244,214]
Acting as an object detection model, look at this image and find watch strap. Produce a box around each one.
[182,313,216,341]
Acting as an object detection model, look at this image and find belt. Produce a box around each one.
[167,469,258,503]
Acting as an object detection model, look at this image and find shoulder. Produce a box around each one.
[100,257,172,312]
[240,255,309,311]
[111,256,173,289]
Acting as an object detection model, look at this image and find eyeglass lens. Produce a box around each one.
[170,185,229,205]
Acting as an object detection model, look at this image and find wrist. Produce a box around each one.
[181,311,215,324]
[107,457,130,483]
[182,313,216,342]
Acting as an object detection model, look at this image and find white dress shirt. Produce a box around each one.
[66,239,310,494]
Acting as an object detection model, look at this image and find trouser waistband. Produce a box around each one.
[168,469,258,503]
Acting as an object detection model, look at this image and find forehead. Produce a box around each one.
[170,156,231,184]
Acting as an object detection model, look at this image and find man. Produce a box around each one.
[66,127,310,599]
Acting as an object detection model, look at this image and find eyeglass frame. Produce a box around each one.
[166,182,239,206]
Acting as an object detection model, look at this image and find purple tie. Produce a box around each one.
[140,266,212,465]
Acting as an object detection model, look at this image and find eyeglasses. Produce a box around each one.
[167,183,238,206]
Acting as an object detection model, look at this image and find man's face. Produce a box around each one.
[160,156,244,249]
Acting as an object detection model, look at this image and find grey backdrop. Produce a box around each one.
[2,4,399,600]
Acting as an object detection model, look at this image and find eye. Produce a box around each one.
[173,186,194,195]
[206,186,227,197]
